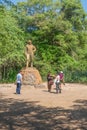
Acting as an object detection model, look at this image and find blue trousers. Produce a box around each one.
[16,83,21,94]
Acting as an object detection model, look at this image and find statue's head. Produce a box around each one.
[27,40,32,44]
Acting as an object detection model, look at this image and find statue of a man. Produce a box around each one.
[25,40,36,67]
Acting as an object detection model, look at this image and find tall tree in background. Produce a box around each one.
[0,5,25,80]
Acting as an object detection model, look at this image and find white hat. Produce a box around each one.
[60,71,63,73]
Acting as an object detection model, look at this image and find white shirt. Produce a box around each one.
[54,75,60,84]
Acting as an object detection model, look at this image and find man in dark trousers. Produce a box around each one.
[16,71,22,94]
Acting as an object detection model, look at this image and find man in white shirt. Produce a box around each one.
[16,71,22,94]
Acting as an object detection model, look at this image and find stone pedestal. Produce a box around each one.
[21,67,42,85]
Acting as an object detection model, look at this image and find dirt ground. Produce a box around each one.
[0,83,87,130]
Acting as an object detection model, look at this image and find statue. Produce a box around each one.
[25,40,36,67]
[20,39,43,86]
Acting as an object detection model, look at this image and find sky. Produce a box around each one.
[12,0,26,3]
[81,0,87,12]
[12,0,87,13]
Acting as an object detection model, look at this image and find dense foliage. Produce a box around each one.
[0,0,87,83]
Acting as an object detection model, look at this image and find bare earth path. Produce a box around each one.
[0,83,87,130]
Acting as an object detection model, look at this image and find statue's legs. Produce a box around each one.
[30,54,34,67]
[26,54,30,67]
[26,53,34,67]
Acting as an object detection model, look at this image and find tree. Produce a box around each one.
[0,5,25,80]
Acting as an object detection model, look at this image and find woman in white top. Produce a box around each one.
[54,74,61,93]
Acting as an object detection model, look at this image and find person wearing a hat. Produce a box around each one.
[59,71,65,88]
[25,40,36,67]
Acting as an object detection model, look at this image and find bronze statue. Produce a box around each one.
[25,40,36,67]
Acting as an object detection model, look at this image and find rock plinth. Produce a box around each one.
[21,67,42,85]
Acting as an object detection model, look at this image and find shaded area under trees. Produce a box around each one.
[0,94,87,130]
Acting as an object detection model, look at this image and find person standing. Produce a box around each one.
[25,40,36,67]
[59,71,65,88]
[16,71,22,94]
[47,72,54,92]
[54,73,61,93]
